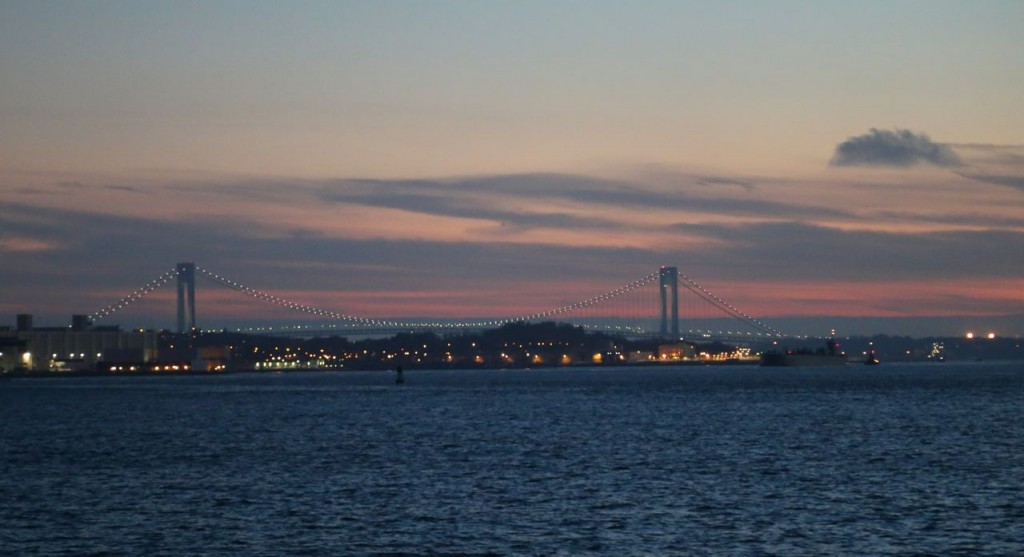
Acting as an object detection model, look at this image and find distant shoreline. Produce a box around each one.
[9,358,1024,380]
[2,359,770,379]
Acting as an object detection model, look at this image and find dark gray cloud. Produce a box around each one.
[830,128,963,168]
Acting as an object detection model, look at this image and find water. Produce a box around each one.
[2,363,1023,555]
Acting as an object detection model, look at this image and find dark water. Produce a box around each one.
[2,363,1023,556]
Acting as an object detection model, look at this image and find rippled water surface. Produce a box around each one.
[2,363,1023,555]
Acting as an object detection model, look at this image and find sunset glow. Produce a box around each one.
[1,2,1022,336]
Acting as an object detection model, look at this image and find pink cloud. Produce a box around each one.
[0,236,57,252]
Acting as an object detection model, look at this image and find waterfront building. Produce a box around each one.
[658,342,697,361]
[0,337,29,374]
[1,315,159,373]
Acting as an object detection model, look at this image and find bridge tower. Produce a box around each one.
[176,262,196,333]
[659,266,679,338]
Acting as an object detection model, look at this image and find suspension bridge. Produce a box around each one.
[88,263,785,341]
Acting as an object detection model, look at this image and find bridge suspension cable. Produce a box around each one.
[195,266,662,331]
[194,266,388,327]
[87,262,782,338]
[458,271,661,328]
[89,267,178,322]
[676,274,782,336]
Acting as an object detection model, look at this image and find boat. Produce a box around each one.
[760,339,847,367]
[760,352,847,367]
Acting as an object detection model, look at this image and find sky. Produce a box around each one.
[1,1,1023,337]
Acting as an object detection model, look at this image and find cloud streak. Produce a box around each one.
[317,173,853,229]
[830,128,963,168]
[958,173,1024,193]
[672,221,1024,282]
